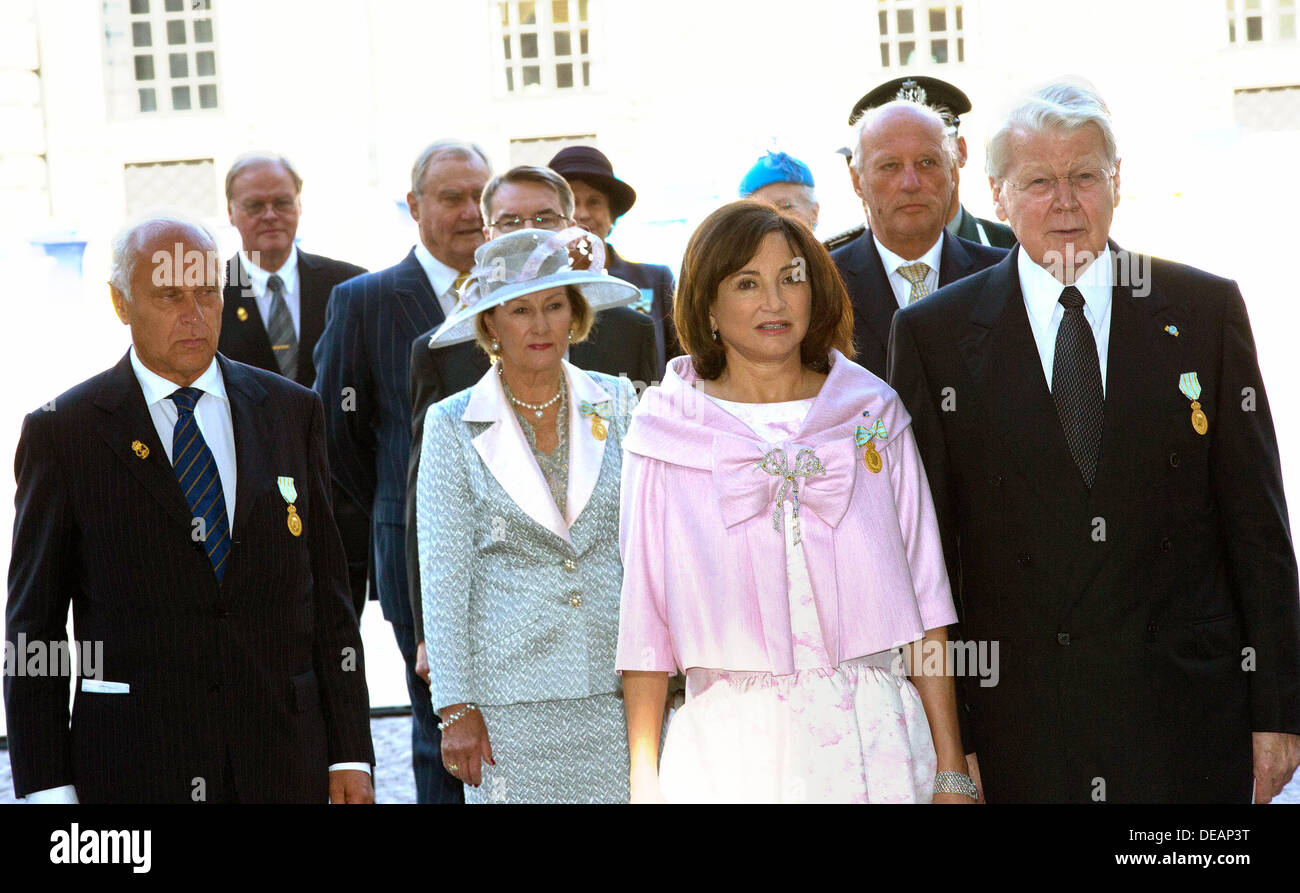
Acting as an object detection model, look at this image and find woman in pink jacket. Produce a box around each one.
[616,200,974,803]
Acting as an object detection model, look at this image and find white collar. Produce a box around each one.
[1018,245,1113,330]
[873,232,944,276]
[129,346,228,407]
[238,245,298,295]
[414,242,463,299]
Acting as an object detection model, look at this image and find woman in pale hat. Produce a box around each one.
[417,226,641,803]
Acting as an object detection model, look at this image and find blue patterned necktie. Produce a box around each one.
[168,387,232,582]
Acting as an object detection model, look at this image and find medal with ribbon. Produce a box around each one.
[755,447,825,545]
[1178,372,1208,436]
[278,475,303,536]
[854,411,889,473]
[579,399,613,441]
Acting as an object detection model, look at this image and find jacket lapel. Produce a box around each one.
[464,368,572,546]
[844,232,898,361]
[219,356,272,538]
[392,248,446,335]
[223,255,277,370]
[93,353,193,526]
[938,229,976,287]
[295,250,327,375]
[564,361,611,526]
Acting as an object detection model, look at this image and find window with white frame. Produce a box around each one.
[497,0,592,93]
[877,1,964,68]
[1226,0,1297,43]
[106,0,220,115]
[123,159,219,217]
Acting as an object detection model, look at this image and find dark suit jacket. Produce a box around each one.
[403,306,657,641]
[953,204,1018,250]
[606,243,678,378]
[831,229,1005,378]
[219,250,367,388]
[4,353,374,803]
[888,247,1300,802]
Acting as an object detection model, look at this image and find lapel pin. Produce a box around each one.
[1164,324,1179,337]
[236,306,249,322]
[1179,372,1208,436]
[278,475,303,536]
[131,440,149,459]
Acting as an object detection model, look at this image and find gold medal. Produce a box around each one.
[1190,401,1208,436]
[287,504,302,536]
[591,418,607,441]
[236,306,248,322]
[864,442,882,474]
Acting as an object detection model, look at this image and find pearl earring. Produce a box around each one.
[491,340,500,353]
[567,330,574,342]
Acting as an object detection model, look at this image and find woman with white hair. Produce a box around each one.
[416,227,641,803]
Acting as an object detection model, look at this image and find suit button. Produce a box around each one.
[1017,553,1031,568]
[1057,632,1071,646]
[1160,537,1172,553]
[569,593,582,607]
[1144,621,1158,642]
[562,559,576,572]
[1169,452,1180,468]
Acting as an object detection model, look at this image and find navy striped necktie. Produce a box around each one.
[168,387,231,582]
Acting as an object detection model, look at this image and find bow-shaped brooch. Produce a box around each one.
[854,411,888,474]
[755,447,825,544]
[579,400,613,441]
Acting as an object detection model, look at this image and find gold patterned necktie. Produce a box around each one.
[897,261,932,304]
[450,272,471,311]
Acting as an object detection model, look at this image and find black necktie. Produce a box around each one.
[1051,286,1104,489]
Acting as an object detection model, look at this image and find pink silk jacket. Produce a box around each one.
[615,350,957,676]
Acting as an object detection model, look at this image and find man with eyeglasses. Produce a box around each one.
[889,82,1300,803]
[219,153,372,623]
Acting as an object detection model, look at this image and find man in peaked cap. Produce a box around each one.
[739,150,820,231]
[849,76,1017,249]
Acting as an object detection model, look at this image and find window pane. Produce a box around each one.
[167,20,186,44]
[956,5,963,29]
[132,22,152,46]
[880,42,890,66]
[134,54,155,80]
[555,31,571,55]
[899,39,916,63]
[170,53,188,78]
[1246,15,1262,39]
[164,0,182,10]
[930,8,946,31]
[521,32,538,57]
[957,36,964,61]
[579,28,588,53]
[579,0,588,21]
[520,1,536,25]
[194,19,213,42]
[1245,0,1259,8]
[506,68,515,91]
[130,0,149,13]
[500,1,510,27]
[196,50,215,76]
[172,85,192,110]
[139,87,157,112]
[553,0,569,23]
[199,84,218,108]
[582,60,589,85]
[522,64,540,86]
[556,62,573,87]
[1226,0,1234,8]
[879,10,888,34]
[503,35,511,59]
[1282,14,1296,38]
[897,9,914,33]
[931,38,948,63]
[1228,20,1236,41]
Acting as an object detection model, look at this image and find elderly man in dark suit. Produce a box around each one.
[217,152,371,616]
[5,216,374,803]
[313,140,490,804]
[832,99,1005,378]
[403,165,657,678]
[888,82,1300,803]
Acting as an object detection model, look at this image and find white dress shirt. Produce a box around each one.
[1018,245,1113,396]
[24,350,367,802]
[414,242,465,319]
[874,234,944,310]
[240,246,301,338]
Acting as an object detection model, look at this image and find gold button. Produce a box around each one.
[563,559,576,572]
[569,594,582,607]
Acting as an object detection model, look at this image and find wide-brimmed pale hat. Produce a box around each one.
[427,227,641,347]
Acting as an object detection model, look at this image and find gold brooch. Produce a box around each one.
[131,440,149,459]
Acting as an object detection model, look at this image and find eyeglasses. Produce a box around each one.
[490,211,569,233]
[1007,168,1114,199]
[236,198,298,216]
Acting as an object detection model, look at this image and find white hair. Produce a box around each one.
[109,215,222,303]
[225,151,302,201]
[850,99,959,179]
[985,80,1119,182]
[410,139,490,194]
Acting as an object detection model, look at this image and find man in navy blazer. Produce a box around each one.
[832,100,1005,378]
[313,140,491,804]
[5,216,374,803]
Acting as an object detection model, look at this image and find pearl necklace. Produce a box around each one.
[499,365,562,418]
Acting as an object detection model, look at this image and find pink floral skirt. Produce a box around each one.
[658,651,936,803]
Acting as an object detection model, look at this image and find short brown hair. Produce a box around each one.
[473,284,593,359]
[674,200,854,379]
[481,165,575,224]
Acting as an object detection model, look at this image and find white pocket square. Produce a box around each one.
[80,679,129,694]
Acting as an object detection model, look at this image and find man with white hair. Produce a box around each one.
[831,99,1005,378]
[889,82,1300,802]
[5,216,375,803]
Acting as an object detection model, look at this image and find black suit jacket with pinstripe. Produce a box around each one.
[4,353,374,802]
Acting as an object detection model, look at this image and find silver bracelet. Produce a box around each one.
[437,703,478,731]
[933,770,978,799]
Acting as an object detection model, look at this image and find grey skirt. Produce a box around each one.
[467,693,629,804]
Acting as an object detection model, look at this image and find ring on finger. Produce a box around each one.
[446,763,459,772]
